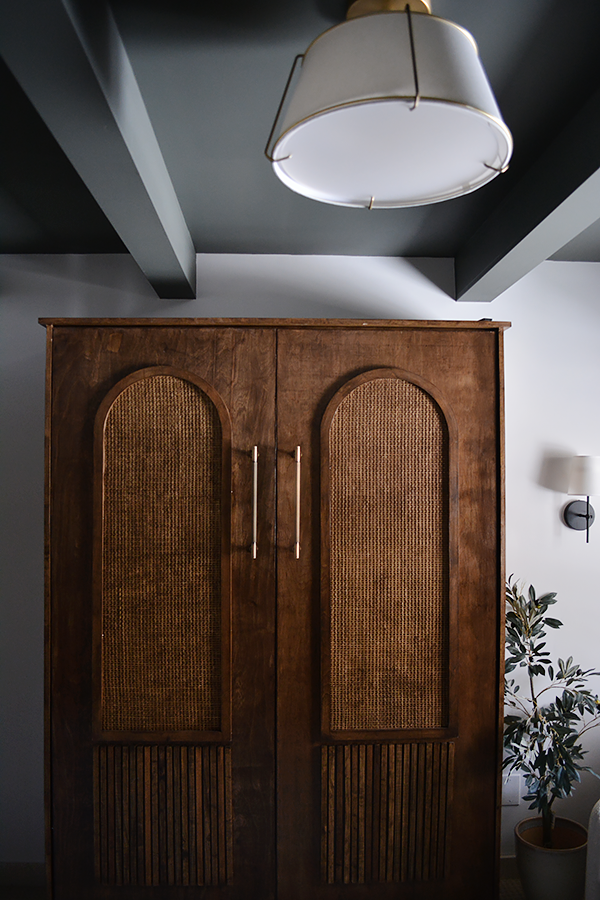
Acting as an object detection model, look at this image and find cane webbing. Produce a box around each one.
[101,375,222,732]
[329,378,449,731]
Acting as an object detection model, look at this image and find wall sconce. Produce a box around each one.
[563,456,600,543]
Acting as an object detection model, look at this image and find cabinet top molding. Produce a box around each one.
[39,317,511,330]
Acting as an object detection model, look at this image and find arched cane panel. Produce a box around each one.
[323,370,454,734]
[97,369,230,735]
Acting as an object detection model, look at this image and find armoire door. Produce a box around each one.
[275,324,506,900]
[45,323,278,900]
[44,319,506,900]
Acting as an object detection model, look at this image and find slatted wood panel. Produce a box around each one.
[94,745,233,886]
[321,742,454,884]
[327,376,450,732]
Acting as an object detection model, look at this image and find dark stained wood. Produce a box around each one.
[365,742,374,881]
[210,746,219,883]
[143,746,152,887]
[335,745,344,884]
[151,745,160,885]
[130,746,138,883]
[224,746,234,884]
[392,745,402,883]
[320,748,327,880]
[172,747,181,884]
[358,744,366,883]
[428,743,440,880]
[400,744,411,882]
[107,745,116,883]
[328,745,336,883]
[276,324,506,899]
[97,747,106,882]
[44,319,506,900]
[226,328,278,898]
[385,745,395,881]
[180,746,189,885]
[343,745,351,882]
[194,746,203,886]
[114,745,123,885]
[40,317,511,331]
[93,744,236,887]
[418,744,428,879]
[46,324,277,899]
[121,746,130,884]
[351,745,359,882]
[378,744,387,881]
[494,328,508,895]
[166,746,174,885]
[204,745,214,884]
[43,323,54,898]
[319,741,455,886]
[407,743,418,881]
[444,742,456,880]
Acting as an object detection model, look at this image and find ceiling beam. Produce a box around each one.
[0,0,196,299]
[454,87,600,303]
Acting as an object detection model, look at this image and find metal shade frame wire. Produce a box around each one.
[265,4,423,164]
[265,4,511,208]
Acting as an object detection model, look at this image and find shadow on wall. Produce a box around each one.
[0,254,459,319]
[537,451,573,494]
[537,450,579,531]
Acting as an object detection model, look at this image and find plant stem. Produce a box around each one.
[542,805,555,848]
[504,689,530,717]
[528,655,538,711]
[578,720,600,738]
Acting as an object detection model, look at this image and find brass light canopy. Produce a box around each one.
[266,0,512,209]
[347,0,431,17]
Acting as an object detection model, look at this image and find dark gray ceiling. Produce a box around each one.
[1,0,599,300]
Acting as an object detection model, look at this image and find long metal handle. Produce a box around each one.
[294,446,301,559]
[251,446,258,559]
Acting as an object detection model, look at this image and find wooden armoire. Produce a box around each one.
[43,318,508,900]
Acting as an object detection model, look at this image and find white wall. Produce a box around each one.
[1,252,599,864]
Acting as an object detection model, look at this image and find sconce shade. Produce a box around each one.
[269,11,513,208]
[567,456,600,497]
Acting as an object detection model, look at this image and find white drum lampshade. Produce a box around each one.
[267,2,513,209]
[564,456,600,543]
[567,456,600,498]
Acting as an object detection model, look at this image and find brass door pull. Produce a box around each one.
[294,446,301,559]
[251,446,258,558]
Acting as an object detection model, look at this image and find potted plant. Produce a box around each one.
[504,576,600,900]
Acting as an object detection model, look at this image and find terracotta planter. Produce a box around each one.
[515,816,588,900]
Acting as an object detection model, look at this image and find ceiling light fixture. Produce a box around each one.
[265,0,513,209]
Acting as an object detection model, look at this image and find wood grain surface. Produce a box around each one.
[44,320,506,900]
